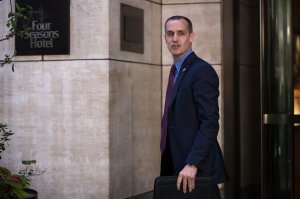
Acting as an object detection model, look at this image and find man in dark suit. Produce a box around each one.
[160,15,229,198]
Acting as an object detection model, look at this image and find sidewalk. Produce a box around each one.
[126,191,153,199]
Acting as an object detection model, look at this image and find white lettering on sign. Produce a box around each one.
[30,38,53,48]
[32,21,52,31]
[25,21,60,49]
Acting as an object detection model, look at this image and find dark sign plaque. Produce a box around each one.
[15,0,70,55]
[120,4,144,54]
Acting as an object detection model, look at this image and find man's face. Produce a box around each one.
[165,19,194,62]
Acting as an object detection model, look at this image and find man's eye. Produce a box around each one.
[167,32,174,37]
[178,32,186,36]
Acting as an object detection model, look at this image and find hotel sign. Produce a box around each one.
[16,0,70,55]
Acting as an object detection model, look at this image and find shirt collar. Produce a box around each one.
[174,49,193,72]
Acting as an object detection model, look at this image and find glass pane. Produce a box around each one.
[265,125,293,198]
[293,0,300,197]
[264,0,293,198]
[293,33,300,117]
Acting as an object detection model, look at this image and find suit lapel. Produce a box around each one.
[169,52,197,108]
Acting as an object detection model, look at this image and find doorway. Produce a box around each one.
[223,0,300,198]
[262,0,300,198]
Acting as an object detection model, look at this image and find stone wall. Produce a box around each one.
[1,0,111,198]
[109,0,162,198]
[0,0,223,198]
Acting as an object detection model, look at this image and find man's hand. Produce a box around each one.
[176,164,198,193]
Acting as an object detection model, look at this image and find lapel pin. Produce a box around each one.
[182,68,186,72]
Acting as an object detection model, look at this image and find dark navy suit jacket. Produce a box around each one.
[163,52,229,184]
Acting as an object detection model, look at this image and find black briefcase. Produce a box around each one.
[153,176,214,199]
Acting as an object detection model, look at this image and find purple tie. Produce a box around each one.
[161,64,176,153]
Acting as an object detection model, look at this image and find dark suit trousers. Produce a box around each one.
[160,133,174,176]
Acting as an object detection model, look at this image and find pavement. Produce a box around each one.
[126,191,153,199]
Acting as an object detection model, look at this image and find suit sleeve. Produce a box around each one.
[185,63,220,167]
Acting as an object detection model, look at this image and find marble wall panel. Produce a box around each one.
[108,60,162,198]
[108,1,163,197]
[150,0,162,4]
[109,0,162,65]
[0,60,110,199]
[44,0,109,60]
[163,0,220,3]
[109,61,133,199]
[162,3,221,65]
[0,0,13,60]
[131,63,161,195]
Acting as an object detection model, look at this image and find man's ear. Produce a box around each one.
[189,32,195,43]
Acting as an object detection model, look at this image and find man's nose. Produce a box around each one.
[172,33,178,41]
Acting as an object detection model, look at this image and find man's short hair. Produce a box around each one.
[164,15,193,33]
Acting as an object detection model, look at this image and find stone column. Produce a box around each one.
[108,0,162,198]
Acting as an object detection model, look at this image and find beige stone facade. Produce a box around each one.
[0,0,223,198]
